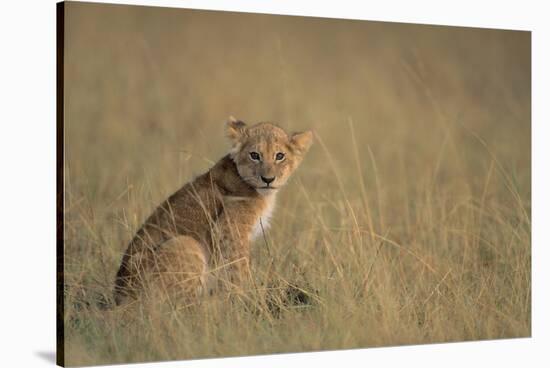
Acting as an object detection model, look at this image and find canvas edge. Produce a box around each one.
[56,1,66,367]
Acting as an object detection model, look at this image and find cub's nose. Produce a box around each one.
[261,176,275,185]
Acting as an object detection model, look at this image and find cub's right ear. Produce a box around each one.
[225,116,247,143]
[290,130,314,155]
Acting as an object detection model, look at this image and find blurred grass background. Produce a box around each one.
[62,2,530,366]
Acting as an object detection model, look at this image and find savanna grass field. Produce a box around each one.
[61,3,531,366]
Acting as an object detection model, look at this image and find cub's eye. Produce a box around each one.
[249,152,261,161]
[275,152,285,161]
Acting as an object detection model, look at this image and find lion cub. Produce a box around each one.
[114,118,313,305]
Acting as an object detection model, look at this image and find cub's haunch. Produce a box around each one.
[113,118,313,305]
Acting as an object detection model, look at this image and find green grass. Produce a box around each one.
[62,3,531,366]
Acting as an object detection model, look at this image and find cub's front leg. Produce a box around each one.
[212,199,260,291]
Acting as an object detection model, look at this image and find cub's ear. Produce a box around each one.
[290,130,314,155]
[225,116,247,143]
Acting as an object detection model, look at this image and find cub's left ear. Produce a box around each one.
[225,116,247,143]
[290,130,314,155]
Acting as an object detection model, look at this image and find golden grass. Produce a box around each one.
[62,3,531,366]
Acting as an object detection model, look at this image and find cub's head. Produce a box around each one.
[225,117,313,195]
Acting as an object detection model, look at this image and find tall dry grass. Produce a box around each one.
[62,3,530,366]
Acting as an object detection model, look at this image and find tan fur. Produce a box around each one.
[113,118,313,305]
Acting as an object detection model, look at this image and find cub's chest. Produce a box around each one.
[221,194,277,241]
[250,195,276,241]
